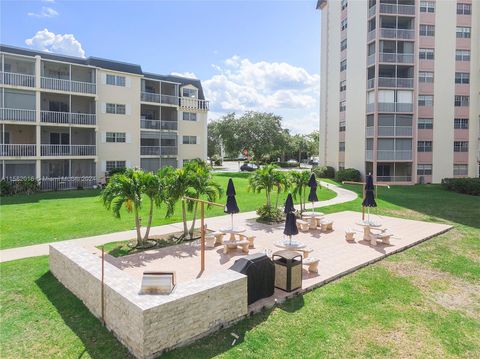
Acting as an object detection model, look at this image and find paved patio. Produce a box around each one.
[93,210,451,311]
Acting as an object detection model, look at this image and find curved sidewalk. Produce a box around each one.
[0,182,357,263]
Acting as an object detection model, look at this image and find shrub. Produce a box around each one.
[108,167,127,176]
[335,168,361,182]
[0,179,14,196]
[16,177,39,195]
[441,177,480,196]
[256,205,283,223]
[312,166,335,179]
[276,161,300,168]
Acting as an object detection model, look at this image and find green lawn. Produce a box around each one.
[0,172,336,250]
[0,183,479,358]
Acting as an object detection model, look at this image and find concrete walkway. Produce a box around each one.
[0,181,357,263]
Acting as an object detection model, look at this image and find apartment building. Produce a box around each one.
[0,45,208,189]
[317,0,479,183]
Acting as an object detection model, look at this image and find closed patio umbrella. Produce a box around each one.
[284,193,295,214]
[224,178,239,229]
[307,173,319,213]
[362,174,377,224]
[283,212,299,245]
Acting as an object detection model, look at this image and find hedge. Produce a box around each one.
[335,168,361,182]
[441,177,480,196]
[275,162,300,168]
[312,166,335,179]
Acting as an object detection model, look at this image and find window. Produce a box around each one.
[454,95,469,107]
[106,103,126,114]
[182,88,197,98]
[340,59,347,72]
[455,72,470,84]
[182,136,197,145]
[454,118,469,129]
[340,80,346,92]
[341,18,348,31]
[417,164,432,175]
[420,1,435,13]
[418,95,434,107]
[106,161,126,172]
[419,72,434,83]
[339,121,346,132]
[418,141,432,152]
[106,74,126,87]
[340,39,347,51]
[419,48,434,60]
[106,132,126,143]
[418,118,433,129]
[420,24,435,37]
[453,164,468,176]
[454,141,469,152]
[182,112,197,121]
[457,3,471,15]
[456,49,470,61]
[339,142,345,151]
[456,27,471,38]
[339,101,346,112]
[341,0,348,10]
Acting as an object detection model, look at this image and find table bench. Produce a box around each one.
[223,239,250,254]
[303,257,319,273]
[238,233,256,248]
[319,220,333,232]
[296,219,310,232]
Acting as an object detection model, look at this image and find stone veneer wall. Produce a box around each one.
[49,242,248,359]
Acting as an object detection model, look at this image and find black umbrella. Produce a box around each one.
[284,193,295,214]
[307,173,319,212]
[224,178,240,229]
[283,212,299,245]
[362,174,377,223]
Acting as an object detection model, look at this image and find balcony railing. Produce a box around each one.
[368,5,376,18]
[366,127,374,137]
[377,150,412,161]
[378,126,413,137]
[41,77,96,94]
[367,30,376,42]
[0,108,36,122]
[379,3,415,15]
[365,149,374,161]
[378,102,413,112]
[141,92,161,103]
[367,54,376,66]
[378,77,414,88]
[141,119,161,130]
[380,28,415,40]
[0,144,36,157]
[161,94,178,106]
[367,103,375,113]
[40,111,96,125]
[367,78,375,89]
[3,176,97,191]
[140,146,178,156]
[379,53,414,64]
[40,144,96,156]
[377,175,412,182]
[162,121,178,131]
[180,97,209,111]
[1,72,35,87]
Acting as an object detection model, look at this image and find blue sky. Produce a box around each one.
[1,0,321,133]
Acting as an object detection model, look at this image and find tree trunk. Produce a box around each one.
[134,206,143,247]
[275,188,280,208]
[143,197,154,242]
[181,200,188,237]
[189,201,198,238]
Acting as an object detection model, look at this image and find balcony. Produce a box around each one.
[140,92,179,106]
[367,54,376,66]
[0,108,36,123]
[1,72,35,88]
[367,78,375,89]
[377,150,412,161]
[140,119,178,131]
[180,97,209,111]
[378,77,414,88]
[40,145,96,156]
[366,127,374,137]
[0,144,36,157]
[368,5,376,18]
[379,3,415,16]
[377,175,412,182]
[41,77,96,95]
[162,121,178,131]
[378,102,413,112]
[379,53,414,64]
[367,103,375,113]
[367,30,376,42]
[378,126,413,137]
[140,146,178,156]
[365,149,374,161]
[380,28,415,40]
[40,111,96,126]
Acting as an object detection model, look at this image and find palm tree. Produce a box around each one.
[274,171,290,208]
[248,164,279,208]
[141,171,164,242]
[101,168,145,247]
[163,165,192,238]
[290,170,311,212]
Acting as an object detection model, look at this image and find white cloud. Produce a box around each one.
[25,29,86,58]
[170,71,198,79]
[28,6,58,18]
[204,56,320,134]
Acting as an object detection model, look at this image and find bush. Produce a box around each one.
[0,179,14,196]
[16,177,39,195]
[276,161,300,168]
[108,167,127,176]
[256,205,283,223]
[441,177,480,196]
[312,166,335,179]
[335,168,361,182]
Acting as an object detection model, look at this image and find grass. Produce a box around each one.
[0,182,479,358]
[0,172,336,250]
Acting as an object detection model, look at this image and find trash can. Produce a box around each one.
[229,253,275,305]
[272,250,302,292]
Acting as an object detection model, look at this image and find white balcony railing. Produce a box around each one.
[0,144,36,157]
[40,111,96,125]
[140,119,161,130]
[141,92,161,103]
[379,3,415,15]
[0,108,36,122]
[379,53,414,64]
[162,121,178,131]
[3,176,97,191]
[366,127,374,137]
[378,103,413,113]
[180,97,209,111]
[378,126,413,137]
[367,30,376,42]
[377,175,412,182]
[367,54,376,66]
[378,77,414,88]
[1,72,36,87]
[40,144,96,156]
[140,146,178,156]
[368,5,376,18]
[41,77,96,94]
[365,149,374,161]
[367,103,375,113]
[380,28,415,40]
[161,94,178,106]
[367,78,375,89]
[377,150,412,161]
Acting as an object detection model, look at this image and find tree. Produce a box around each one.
[207,121,222,159]
[248,164,279,208]
[290,170,311,212]
[274,171,290,208]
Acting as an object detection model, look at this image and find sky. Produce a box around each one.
[0,0,321,134]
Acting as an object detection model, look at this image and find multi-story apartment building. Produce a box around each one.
[317,0,479,183]
[0,45,208,189]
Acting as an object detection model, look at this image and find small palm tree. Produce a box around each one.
[141,171,164,242]
[248,164,279,208]
[274,171,290,208]
[101,168,145,247]
[290,170,311,212]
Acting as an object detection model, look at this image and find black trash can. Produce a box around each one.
[272,250,302,292]
[229,253,275,305]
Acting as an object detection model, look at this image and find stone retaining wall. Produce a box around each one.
[49,242,248,358]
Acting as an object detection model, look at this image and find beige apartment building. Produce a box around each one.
[0,45,208,189]
[317,0,479,184]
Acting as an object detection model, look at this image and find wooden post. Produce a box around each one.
[200,201,205,273]
[101,246,105,325]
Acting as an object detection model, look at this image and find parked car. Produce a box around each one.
[287,159,298,164]
[240,163,258,172]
